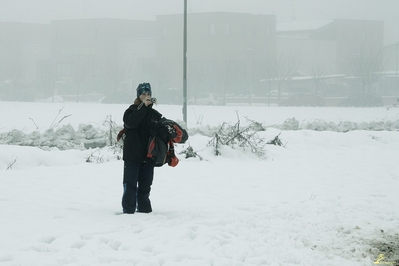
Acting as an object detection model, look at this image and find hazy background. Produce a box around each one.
[1,0,398,106]
[1,0,398,45]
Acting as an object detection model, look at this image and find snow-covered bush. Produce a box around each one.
[281,117,299,130]
[0,123,107,150]
[269,118,399,132]
[206,116,267,158]
[0,113,398,156]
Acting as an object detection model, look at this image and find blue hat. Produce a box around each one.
[136,83,152,98]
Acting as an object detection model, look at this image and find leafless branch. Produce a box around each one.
[51,115,72,129]
[50,107,65,128]
[6,158,17,170]
[29,118,39,130]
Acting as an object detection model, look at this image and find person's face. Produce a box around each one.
[139,92,151,102]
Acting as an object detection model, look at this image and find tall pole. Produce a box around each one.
[396,42,398,99]
[247,48,252,105]
[182,0,188,124]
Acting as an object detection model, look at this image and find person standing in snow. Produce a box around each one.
[120,82,166,214]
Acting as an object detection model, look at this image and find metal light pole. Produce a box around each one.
[396,42,398,99]
[247,48,253,105]
[182,0,188,124]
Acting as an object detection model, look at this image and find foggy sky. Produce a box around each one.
[1,0,398,44]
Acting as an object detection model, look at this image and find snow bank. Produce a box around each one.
[1,102,399,265]
[1,102,398,150]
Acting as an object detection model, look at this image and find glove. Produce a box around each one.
[117,129,125,142]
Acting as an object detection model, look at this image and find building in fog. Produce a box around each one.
[0,15,392,103]
[156,12,276,102]
[276,19,384,96]
[0,22,51,101]
[0,19,156,101]
[50,18,156,101]
[382,41,399,97]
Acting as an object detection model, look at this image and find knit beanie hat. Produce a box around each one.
[136,83,152,98]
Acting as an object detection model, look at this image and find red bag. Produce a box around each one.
[146,136,168,167]
[160,118,188,144]
[166,141,179,167]
[147,137,180,167]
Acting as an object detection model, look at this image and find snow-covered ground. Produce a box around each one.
[1,101,399,266]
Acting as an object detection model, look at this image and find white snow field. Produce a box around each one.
[1,101,399,266]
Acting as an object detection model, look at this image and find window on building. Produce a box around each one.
[252,26,258,38]
[57,63,71,78]
[242,24,247,38]
[210,24,216,37]
[162,26,168,38]
[225,23,231,37]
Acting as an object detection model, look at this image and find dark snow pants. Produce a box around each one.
[122,160,154,213]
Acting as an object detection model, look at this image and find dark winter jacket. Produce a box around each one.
[122,103,166,162]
